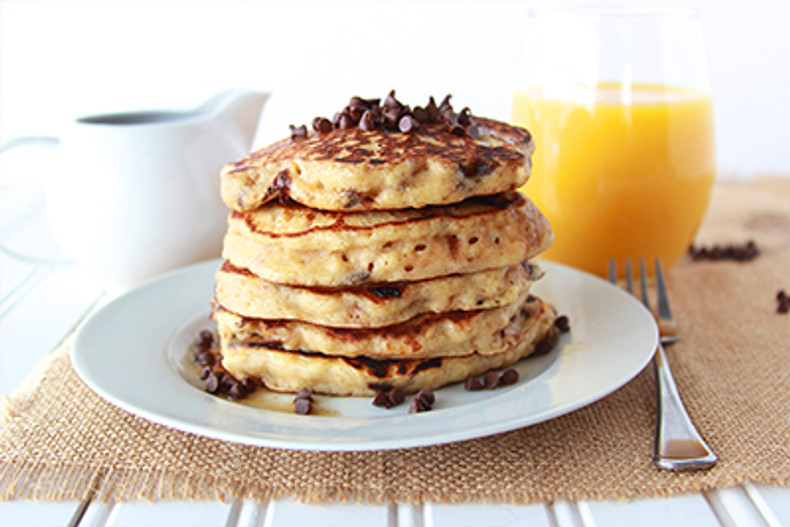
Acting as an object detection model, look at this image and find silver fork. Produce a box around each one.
[609,258,717,471]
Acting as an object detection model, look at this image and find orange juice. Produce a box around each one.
[511,82,715,276]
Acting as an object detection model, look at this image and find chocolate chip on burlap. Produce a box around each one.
[688,240,760,261]
[2,177,789,505]
[776,290,789,313]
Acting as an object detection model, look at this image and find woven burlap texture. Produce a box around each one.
[1,177,789,504]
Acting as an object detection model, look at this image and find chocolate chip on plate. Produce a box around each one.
[554,315,571,333]
[534,338,555,356]
[372,390,393,408]
[197,329,214,347]
[227,381,248,400]
[408,389,435,413]
[204,372,221,394]
[499,368,519,386]
[388,387,405,406]
[292,388,314,414]
[464,375,484,391]
[483,371,500,390]
[294,397,312,415]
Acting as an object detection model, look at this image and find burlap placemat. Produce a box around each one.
[2,177,789,504]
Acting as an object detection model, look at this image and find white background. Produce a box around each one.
[1,0,789,178]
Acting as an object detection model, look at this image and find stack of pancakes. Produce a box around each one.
[211,93,557,396]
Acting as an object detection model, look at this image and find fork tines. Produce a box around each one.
[608,258,679,344]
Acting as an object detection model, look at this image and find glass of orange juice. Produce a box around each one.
[511,7,715,277]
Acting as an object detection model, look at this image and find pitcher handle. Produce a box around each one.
[1,136,73,265]
[1,135,60,153]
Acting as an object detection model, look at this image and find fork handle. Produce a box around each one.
[652,344,718,470]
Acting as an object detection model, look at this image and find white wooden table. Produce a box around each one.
[1,153,788,526]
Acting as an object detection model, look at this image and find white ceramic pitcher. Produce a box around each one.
[7,90,268,290]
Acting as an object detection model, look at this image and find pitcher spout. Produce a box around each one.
[196,89,270,150]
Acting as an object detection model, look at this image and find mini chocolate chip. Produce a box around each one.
[467,124,480,139]
[370,285,402,298]
[484,371,500,389]
[458,107,472,126]
[294,397,312,415]
[388,387,405,406]
[228,382,247,400]
[409,397,431,414]
[416,389,435,405]
[534,338,554,356]
[689,240,760,262]
[348,104,365,121]
[425,96,440,121]
[359,110,376,131]
[554,315,571,333]
[349,96,368,108]
[409,396,433,414]
[198,366,212,380]
[295,387,313,401]
[204,372,221,394]
[289,124,307,140]
[449,122,465,136]
[312,117,333,134]
[439,94,453,112]
[242,377,258,393]
[383,90,402,110]
[372,390,393,408]
[399,115,418,133]
[465,375,484,391]
[777,290,790,314]
[337,113,355,130]
[382,106,401,126]
[500,368,519,386]
[198,329,214,347]
[412,106,429,123]
[220,373,237,392]
[194,350,214,366]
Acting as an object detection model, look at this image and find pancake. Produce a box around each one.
[213,290,537,360]
[217,296,558,396]
[221,192,553,287]
[221,105,534,212]
[214,260,543,328]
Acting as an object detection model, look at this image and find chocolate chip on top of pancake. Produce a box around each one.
[220,91,535,212]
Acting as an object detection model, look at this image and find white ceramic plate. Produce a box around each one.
[72,258,658,451]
